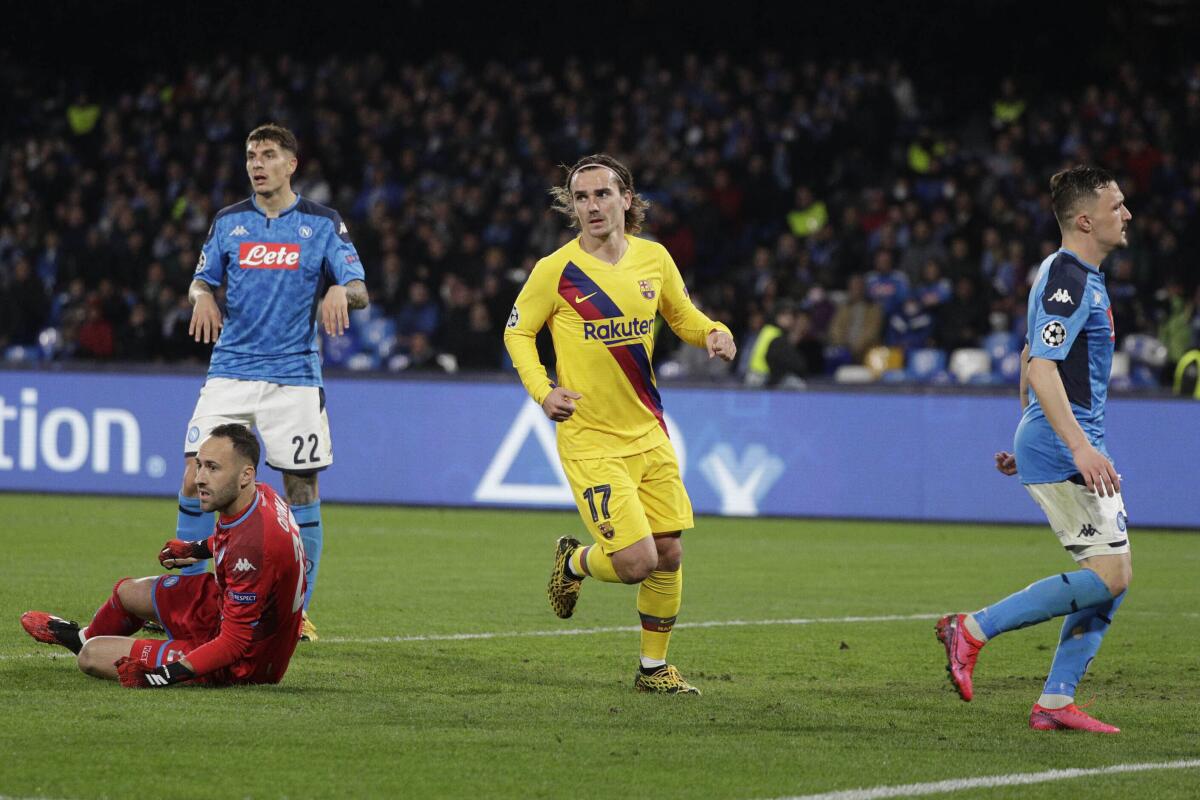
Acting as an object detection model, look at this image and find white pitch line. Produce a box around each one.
[0,612,941,659]
[321,612,942,645]
[772,759,1200,800]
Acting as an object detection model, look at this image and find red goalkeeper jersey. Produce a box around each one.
[184,482,306,683]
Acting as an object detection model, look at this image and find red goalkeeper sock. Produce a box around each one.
[84,578,143,638]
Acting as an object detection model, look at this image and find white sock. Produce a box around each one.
[963,614,988,642]
[640,656,666,670]
[78,627,88,646]
[1037,693,1073,709]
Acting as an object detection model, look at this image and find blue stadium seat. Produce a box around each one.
[880,368,909,383]
[906,348,946,382]
[4,345,39,364]
[346,352,381,371]
[995,351,1022,384]
[983,331,1020,364]
[322,332,360,368]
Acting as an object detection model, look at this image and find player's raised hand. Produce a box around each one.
[189,294,223,343]
[541,386,583,422]
[994,451,1018,476]
[322,285,351,336]
[1070,442,1121,497]
[706,329,737,361]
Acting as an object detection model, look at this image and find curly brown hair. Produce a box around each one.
[549,154,649,234]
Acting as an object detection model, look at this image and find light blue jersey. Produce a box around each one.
[194,195,366,386]
[1014,248,1115,484]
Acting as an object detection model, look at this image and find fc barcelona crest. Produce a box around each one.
[638,279,655,300]
[598,522,615,540]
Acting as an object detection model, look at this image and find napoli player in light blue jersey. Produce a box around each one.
[936,166,1132,733]
[181,123,369,642]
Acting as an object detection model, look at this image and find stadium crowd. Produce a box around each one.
[2,53,1199,387]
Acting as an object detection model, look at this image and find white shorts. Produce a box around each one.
[1025,479,1130,562]
[184,378,333,473]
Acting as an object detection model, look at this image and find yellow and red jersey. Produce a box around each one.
[504,235,730,459]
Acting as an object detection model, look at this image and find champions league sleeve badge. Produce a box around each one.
[1040,321,1067,347]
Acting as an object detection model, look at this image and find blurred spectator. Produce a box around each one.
[767,307,824,386]
[829,274,883,362]
[2,257,49,345]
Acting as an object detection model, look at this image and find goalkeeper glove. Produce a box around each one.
[159,538,212,569]
[116,657,196,688]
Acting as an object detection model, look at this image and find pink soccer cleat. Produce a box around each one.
[1029,703,1120,734]
[20,611,83,653]
[935,613,985,701]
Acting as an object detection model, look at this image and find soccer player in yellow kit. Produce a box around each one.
[504,154,736,694]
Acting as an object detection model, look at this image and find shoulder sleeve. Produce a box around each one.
[193,219,226,287]
[324,212,365,285]
[657,245,730,348]
[1029,259,1090,361]
[503,258,559,406]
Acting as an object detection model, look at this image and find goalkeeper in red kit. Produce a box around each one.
[20,424,306,688]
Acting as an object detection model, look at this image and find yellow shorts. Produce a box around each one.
[560,440,694,554]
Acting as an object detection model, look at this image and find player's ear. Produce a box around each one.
[1076,213,1092,234]
[287,157,298,179]
[622,191,632,211]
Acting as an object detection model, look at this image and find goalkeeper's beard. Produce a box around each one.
[198,480,241,515]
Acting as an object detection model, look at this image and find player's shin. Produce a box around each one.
[292,500,322,609]
[86,578,143,639]
[1039,590,1127,707]
[176,493,213,575]
[637,566,682,668]
[972,568,1113,639]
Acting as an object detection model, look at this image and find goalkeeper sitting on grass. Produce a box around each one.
[20,424,306,688]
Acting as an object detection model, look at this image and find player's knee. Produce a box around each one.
[180,458,198,496]
[76,640,107,677]
[114,577,134,607]
[654,536,682,572]
[614,554,656,584]
[283,474,319,506]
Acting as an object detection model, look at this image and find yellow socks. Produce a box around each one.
[637,567,682,663]
[570,544,622,583]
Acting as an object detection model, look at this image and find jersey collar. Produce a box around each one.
[249,192,302,218]
[1058,247,1100,274]
[218,488,261,529]
[572,234,634,270]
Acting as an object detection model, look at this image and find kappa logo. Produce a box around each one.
[230,225,250,237]
[233,558,256,572]
[1048,288,1073,304]
[1078,523,1099,538]
[338,221,349,235]
[1041,321,1067,347]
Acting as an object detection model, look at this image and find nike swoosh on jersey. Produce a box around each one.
[574,292,598,303]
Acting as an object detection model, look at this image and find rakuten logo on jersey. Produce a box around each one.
[239,242,301,270]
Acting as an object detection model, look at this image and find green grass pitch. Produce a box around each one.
[1,494,1197,799]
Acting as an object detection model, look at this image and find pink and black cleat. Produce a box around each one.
[1029,703,1120,734]
[935,613,985,701]
[20,611,84,654]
